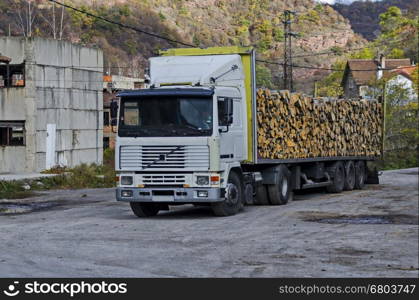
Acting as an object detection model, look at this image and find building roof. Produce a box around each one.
[390,65,417,81]
[344,58,411,85]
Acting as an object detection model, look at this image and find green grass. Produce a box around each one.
[0,181,37,199]
[0,149,116,199]
[378,149,418,171]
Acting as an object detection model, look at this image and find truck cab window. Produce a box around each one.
[118,95,213,137]
[121,102,140,126]
[218,97,233,126]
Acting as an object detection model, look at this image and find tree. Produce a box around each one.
[379,6,404,35]
[256,64,275,89]
[8,0,39,37]
[39,1,67,39]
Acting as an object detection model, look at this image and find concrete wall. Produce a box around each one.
[0,37,103,173]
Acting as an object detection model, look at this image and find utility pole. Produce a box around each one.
[282,10,298,91]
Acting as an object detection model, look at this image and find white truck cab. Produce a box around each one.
[115,50,255,216]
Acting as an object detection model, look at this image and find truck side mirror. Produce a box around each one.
[110,100,118,119]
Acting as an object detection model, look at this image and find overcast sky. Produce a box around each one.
[316,0,383,4]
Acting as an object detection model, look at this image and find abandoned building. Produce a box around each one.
[103,75,144,149]
[0,37,103,173]
[341,56,411,99]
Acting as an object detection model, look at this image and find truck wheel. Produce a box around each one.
[326,161,345,193]
[211,171,243,216]
[267,165,292,205]
[343,161,356,191]
[354,161,366,189]
[130,202,160,217]
[254,184,270,205]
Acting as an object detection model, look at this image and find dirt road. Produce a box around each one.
[0,168,417,277]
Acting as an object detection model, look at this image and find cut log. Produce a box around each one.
[256,89,383,159]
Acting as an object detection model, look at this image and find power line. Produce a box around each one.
[48,0,196,48]
[256,59,406,72]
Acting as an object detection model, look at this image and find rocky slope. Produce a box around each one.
[0,0,367,92]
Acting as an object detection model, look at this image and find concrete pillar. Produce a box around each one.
[24,38,37,172]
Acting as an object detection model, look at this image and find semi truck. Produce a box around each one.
[112,46,380,217]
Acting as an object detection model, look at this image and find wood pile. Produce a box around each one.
[257,89,383,159]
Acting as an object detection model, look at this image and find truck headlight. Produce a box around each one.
[121,176,133,185]
[196,176,209,186]
[121,190,133,197]
[197,190,208,197]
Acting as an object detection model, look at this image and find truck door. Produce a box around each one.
[218,96,243,162]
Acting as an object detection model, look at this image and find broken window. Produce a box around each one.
[103,137,110,149]
[0,62,25,88]
[104,111,110,126]
[0,121,25,146]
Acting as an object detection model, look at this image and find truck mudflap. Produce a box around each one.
[116,187,225,203]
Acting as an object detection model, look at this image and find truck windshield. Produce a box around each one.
[118,96,213,137]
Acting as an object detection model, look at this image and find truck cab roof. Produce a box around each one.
[149,54,244,87]
[116,87,215,98]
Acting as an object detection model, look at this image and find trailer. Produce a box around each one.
[113,46,381,217]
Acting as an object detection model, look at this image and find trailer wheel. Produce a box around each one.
[130,202,160,217]
[354,161,366,189]
[254,184,270,205]
[343,161,356,191]
[211,171,243,216]
[326,161,345,193]
[267,165,292,205]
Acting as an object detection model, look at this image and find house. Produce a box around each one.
[0,37,103,174]
[341,55,411,99]
[103,75,145,149]
[386,66,418,104]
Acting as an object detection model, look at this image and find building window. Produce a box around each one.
[103,137,110,149]
[0,63,25,88]
[0,121,25,146]
[104,111,110,126]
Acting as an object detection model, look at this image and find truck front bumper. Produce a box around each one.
[116,187,224,203]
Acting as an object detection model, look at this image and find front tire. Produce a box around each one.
[212,171,243,216]
[267,165,292,205]
[130,202,160,217]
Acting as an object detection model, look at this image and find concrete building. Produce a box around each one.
[103,75,145,149]
[0,37,103,173]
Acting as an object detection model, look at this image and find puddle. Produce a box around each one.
[302,213,418,225]
[0,202,60,215]
[0,197,104,215]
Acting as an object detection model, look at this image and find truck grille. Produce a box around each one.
[142,174,186,185]
[120,145,209,170]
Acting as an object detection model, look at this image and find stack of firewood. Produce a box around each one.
[257,89,383,159]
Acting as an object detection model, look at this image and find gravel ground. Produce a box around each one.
[0,168,417,277]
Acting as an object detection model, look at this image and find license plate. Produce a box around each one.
[152,195,174,202]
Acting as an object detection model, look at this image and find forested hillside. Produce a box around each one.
[0,0,366,91]
[333,0,419,40]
